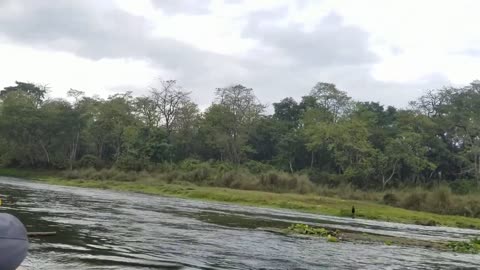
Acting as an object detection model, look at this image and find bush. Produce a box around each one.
[78,167,97,179]
[218,169,252,188]
[179,164,213,183]
[111,170,138,181]
[401,190,427,211]
[243,160,275,174]
[295,175,315,194]
[78,155,102,169]
[178,158,203,171]
[307,171,347,187]
[426,186,453,214]
[62,169,80,179]
[383,193,399,206]
[461,198,480,218]
[228,171,259,190]
[258,171,314,194]
[115,155,148,171]
[450,180,477,195]
[212,162,235,173]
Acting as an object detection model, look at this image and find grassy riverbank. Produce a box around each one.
[1,168,480,230]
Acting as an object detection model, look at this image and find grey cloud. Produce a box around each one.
[150,0,211,15]
[457,48,480,57]
[0,0,238,107]
[0,0,231,77]
[0,0,151,58]
[0,0,448,109]
[243,12,378,67]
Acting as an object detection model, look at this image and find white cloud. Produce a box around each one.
[0,0,479,108]
[328,0,480,86]
[0,42,161,99]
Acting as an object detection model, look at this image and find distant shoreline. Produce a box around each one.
[1,168,480,230]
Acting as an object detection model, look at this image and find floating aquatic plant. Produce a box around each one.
[447,238,480,254]
[286,223,339,242]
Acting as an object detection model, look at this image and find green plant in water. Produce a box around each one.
[327,234,338,242]
[447,238,480,254]
[287,223,339,241]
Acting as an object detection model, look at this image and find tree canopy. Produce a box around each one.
[2,79,480,189]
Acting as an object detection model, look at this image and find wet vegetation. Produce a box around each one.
[286,224,339,242]
[278,223,480,254]
[447,238,480,254]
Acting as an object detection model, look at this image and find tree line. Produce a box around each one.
[2,79,480,190]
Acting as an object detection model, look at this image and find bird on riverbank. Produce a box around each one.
[352,205,355,218]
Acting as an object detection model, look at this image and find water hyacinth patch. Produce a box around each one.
[286,223,339,242]
[447,238,480,254]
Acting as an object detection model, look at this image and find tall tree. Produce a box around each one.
[309,82,352,123]
[151,80,191,134]
[0,81,47,106]
[205,84,265,163]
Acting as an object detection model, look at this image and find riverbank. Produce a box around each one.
[1,168,480,230]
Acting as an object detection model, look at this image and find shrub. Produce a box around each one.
[111,170,136,181]
[426,186,453,214]
[401,190,427,211]
[77,167,97,179]
[212,162,235,173]
[155,162,176,174]
[243,160,275,174]
[308,171,347,187]
[62,169,80,179]
[461,198,480,218]
[383,193,399,206]
[229,171,259,190]
[179,165,213,183]
[115,155,148,171]
[216,169,254,189]
[295,175,315,194]
[178,158,203,171]
[449,180,477,195]
[78,155,101,169]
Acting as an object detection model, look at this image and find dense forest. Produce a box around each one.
[1,79,480,191]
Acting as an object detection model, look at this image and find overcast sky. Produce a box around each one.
[0,0,478,109]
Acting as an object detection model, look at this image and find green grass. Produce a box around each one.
[2,168,480,230]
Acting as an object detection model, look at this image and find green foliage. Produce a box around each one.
[5,79,480,220]
[401,190,427,211]
[383,193,399,206]
[447,238,480,254]
[287,223,339,242]
[243,160,275,174]
[449,180,477,195]
[287,224,331,236]
[259,172,314,194]
[427,186,453,214]
[78,155,102,168]
[327,235,338,242]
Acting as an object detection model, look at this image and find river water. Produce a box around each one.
[0,177,479,269]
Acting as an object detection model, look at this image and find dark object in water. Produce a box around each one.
[352,205,356,218]
[0,213,28,270]
[27,231,56,237]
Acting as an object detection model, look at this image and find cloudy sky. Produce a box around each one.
[0,0,479,109]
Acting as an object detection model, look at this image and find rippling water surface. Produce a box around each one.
[0,177,479,269]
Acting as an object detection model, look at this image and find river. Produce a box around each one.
[0,177,479,269]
